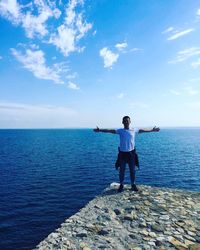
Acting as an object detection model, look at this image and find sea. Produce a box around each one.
[0,128,200,250]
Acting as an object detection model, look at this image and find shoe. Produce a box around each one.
[118,184,124,192]
[131,184,138,192]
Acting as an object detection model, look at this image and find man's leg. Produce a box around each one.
[118,161,126,192]
[128,161,136,185]
[129,155,138,191]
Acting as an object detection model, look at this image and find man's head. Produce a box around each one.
[122,116,131,129]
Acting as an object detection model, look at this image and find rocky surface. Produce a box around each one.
[33,184,200,250]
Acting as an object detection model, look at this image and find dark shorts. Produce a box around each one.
[119,150,136,164]
[115,149,139,169]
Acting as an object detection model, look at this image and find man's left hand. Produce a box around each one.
[152,126,160,132]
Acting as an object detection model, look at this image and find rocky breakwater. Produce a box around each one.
[34,185,200,250]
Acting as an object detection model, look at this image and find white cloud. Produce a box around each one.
[76,13,92,40]
[0,101,77,128]
[162,27,174,34]
[49,0,92,56]
[167,28,194,40]
[0,0,59,38]
[117,93,125,99]
[21,1,61,38]
[0,0,22,24]
[170,86,198,96]
[184,86,199,95]
[100,47,119,68]
[0,0,91,54]
[23,0,57,38]
[22,9,51,38]
[68,81,80,90]
[197,9,200,16]
[49,25,77,56]
[130,48,143,52]
[11,47,64,84]
[186,102,200,109]
[170,89,181,95]
[189,77,200,82]
[115,42,127,51]
[65,0,79,25]
[130,102,149,108]
[30,43,39,50]
[191,58,200,68]
[66,72,78,79]
[169,47,200,64]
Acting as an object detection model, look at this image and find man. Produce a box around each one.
[93,116,160,192]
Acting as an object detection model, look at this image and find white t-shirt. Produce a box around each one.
[116,128,139,152]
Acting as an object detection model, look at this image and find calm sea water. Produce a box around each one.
[0,128,200,250]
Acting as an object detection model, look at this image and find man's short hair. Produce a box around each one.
[122,116,130,122]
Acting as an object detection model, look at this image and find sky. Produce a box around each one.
[0,0,200,128]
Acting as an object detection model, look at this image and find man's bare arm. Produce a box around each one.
[139,126,160,133]
[93,126,116,134]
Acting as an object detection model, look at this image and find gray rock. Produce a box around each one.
[151,224,164,232]
[195,236,200,243]
[76,230,88,238]
[33,185,200,250]
[98,228,110,236]
[113,208,121,215]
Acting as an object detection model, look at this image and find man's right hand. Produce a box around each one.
[93,126,100,132]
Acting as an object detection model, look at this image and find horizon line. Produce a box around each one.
[0,126,200,130]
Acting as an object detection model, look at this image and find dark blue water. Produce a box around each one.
[0,128,200,250]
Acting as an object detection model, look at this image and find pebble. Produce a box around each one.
[33,184,200,250]
[149,232,157,238]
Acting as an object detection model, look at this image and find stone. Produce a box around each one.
[76,231,88,237]
[79,242,86,248]
[148,241,156,247]
[190,227,197,233]
[140,229,149,236]
[131,211,138,219]
[195,236,200,243]
[149,232,157,238]
[168,236,188,249]
[184,234,197,241]
[160,215,170,220]
[113,208,121,215]
[94,204,102,209]
[187,231,197,237]
[128,246,142,250]
[98,228,109,236]
[164,230,172,236]
[139,222,147,227]
[151,224,164,232]
[141,244,151,250]
[124,214,133,221]
[129,234,135,240]
[83,247,91,250]
[177,227,185,234]
[185,220,197,227]
[156,236,166,242]
[143,237,153,241]
[175,234,184,241]
[176,222,185,227]
[33,185,200,250]
[185,239,196,247]
[159,246,168,250]
[144,201,151,206]
[189,243,200,250]
[155,240,163,246]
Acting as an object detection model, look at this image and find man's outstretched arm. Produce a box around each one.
[138,126,160,133]
[93,126,116,134]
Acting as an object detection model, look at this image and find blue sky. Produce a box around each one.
[0,0,200,128]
